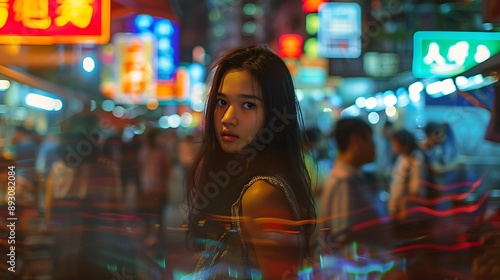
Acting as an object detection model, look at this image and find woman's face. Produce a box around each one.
[214,69,265,153]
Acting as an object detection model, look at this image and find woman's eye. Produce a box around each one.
[217,99,227,106]
[243,102,256,109]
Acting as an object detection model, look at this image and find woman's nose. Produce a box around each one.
[221,106,238,126]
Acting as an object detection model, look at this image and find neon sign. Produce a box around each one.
[0,0,110,44]
[413,31,500,78]
[113,33,157,104]
[318,2,361,58]
[130,15,180,101]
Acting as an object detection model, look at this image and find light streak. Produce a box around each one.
[408,172,486,205]
[420,169,488,192]
[377,240,482,256]
[352,191,489,231]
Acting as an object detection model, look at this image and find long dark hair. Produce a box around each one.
[186,45,316,253]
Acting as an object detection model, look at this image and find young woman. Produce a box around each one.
[186,45,316,279]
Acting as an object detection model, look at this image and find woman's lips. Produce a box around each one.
[221,132,239,142]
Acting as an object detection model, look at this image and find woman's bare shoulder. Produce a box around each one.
[242,179,293,220]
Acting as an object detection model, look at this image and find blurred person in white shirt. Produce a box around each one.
[388,129,435,222]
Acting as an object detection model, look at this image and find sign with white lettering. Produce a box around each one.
[413,31,500,78]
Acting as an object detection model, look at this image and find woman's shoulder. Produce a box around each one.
[242,175,292,201]
[243,178,285,202]
[241,176,298,220]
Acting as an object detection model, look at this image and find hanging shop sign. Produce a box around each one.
[0,0,110,44]
[413,31,500,78]
[364,52,399,77]
[128,15,180,101]
[317,2,361,58]
[113,33,157,104]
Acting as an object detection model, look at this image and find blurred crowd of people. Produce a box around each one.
[0,109,497,279]
[0,112,201,279]
[307,117,492,279]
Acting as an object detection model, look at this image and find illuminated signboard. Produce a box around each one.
[113,33,157,104]
[302,0,326,13]
[129,15,179,101]
[0,0,110,45]
[364,52,399,77]
[413,31,500,78]
[129,15,179,82]
[279,34,303,59]
[101,16,180,104]
[318,2,361,58]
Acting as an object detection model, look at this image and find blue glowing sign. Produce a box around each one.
[131,15,180,81]
[318,2,362,58]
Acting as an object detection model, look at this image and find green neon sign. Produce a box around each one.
[413,31,500,78]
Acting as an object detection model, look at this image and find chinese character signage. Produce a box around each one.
[413,31,500,78]
[113,33,157,104]
[101,16,180,104]
[128,15,179,101]
[128,15,179,82]
[0,0,110,44]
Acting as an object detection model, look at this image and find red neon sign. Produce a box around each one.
[279,34,303,59]
[0,0,110,45]
[302,0,326,13]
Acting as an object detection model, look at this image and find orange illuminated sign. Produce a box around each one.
[302,0,326,13]
[113,33,157,104]
[279,34,303,59]
[0,0,110,45]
